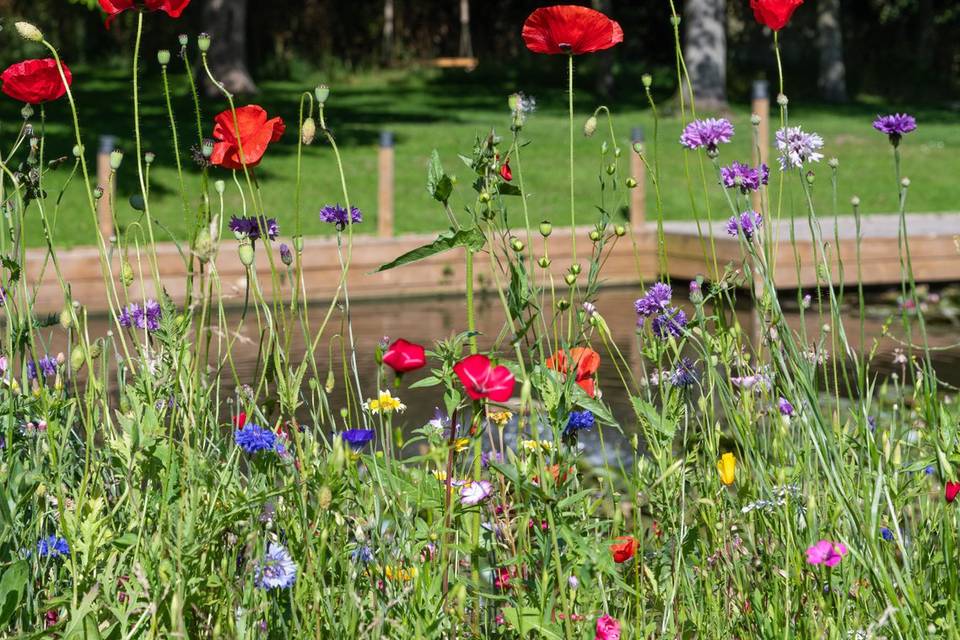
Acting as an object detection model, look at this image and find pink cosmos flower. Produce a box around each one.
[595,614,621,640]
[460,480,493,506]
[805,540,847,567]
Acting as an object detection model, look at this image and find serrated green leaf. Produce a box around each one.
[375,228,485,272]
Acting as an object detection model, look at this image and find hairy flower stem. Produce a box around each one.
[567,53,576,263]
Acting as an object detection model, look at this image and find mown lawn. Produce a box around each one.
[5,63,958,248]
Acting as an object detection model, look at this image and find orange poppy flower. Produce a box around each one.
[545,347,600,397]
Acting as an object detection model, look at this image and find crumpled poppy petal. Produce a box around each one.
[522,5,623,56]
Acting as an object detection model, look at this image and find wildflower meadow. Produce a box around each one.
[0,1,957,638]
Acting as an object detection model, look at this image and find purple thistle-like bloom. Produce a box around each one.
[319,204,363,228]
[37,535,69,558]
[651,308,687,339]
[670,357,698,387]
[119,300,161,332]
[235,422,277,454]
[776,127,824,170]
[680,118,734,153]
[27,355,58,380]
[635,282,673,318]
[726,210,763,241]
[777,397,796,417]
[144,299,162,331]
[873,113,916,141]
[254,543,297,590]
[341,429,375,451]
[720,161,769,193]
[229,215,279,241]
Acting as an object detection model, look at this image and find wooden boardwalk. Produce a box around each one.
[22,213,960,313]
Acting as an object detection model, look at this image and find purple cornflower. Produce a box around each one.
[319,204,363,228]
[27,355,57,380]
[119,300,162,332]
[879,527,894,542]
[651,308,687,339]
[670,357,698,387]
[341,429,375,451]
[37,535,69,558]
[720,161,769,193]
[777,397,796,417]
[235,423,277,454]
[680,118,734,154]
[229,215,279,241]
[254,543,297,590]
[776,126,824,170]
[279,243,293,266]
[481,450,504,468]
[726,210,763,241]
[564,410,595,435]
[873,113,916,146]
[635,282,673,318]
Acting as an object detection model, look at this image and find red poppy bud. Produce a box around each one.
[946,481,960,503]
[233,412,247,428]
[750,0,803,32]
[382,338,427,374]
[499,160,512,182]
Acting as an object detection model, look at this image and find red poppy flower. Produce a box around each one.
[545,346,601,397]
[210,105,285,170]
[522,5,623,56]
[98,0,191,28]
[750,0,803,32]
[382,338,427,374]
[499,159,512,182]
[946,481,960,503]
[233,412,247,428]
[609,535,637,563]
[1,59,72,105]
[453,354,515,403]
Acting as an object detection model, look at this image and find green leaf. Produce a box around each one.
[408,375,442,389]
[498,183,522,197]
[375,228,485,272]
[501,607,563,639]
[0,560,28,627]
[426,150,453,204]
[1,256,20,284]
[632,397,676,438]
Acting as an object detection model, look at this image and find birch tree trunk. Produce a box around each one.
[817,0,847,102]
[203,0,257,96]
[459,0,474,58]
[683,0,727,111]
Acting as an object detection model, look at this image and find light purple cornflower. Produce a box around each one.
[254,543,297,590]
[460,480,494,506]
[777,397,796,417]
[726,210,763,241]
[119,300,162,332]
[319,204,363,228]
[775,126,824,170]
[27,355,57,380]
[731,372,772,393]
[680,118,734,154]
[873,113,916,146]
[635,282,672,318]
[720,161,769,193]
[229,215,279,241]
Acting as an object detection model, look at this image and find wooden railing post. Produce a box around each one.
[751,79,769,214]
[378,130,394,238]
[629,126,646,228]
[97,135,116,240]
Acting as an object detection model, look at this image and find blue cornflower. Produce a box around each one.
[235,423,277,454]
[341,429,375,451]
[564,410,595,435]
[254,543,297,590]
[37,535,69,558]
[350,546,374,564]
[879,527,894,542]
[925,465,936,476]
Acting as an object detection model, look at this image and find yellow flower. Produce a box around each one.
[521,439,553,453]
[365,390,406,415]
[384,565,418,581]
[453,438,471,453]
[432,470,448,481]
[717,452,736,486]
[488,410,513,427]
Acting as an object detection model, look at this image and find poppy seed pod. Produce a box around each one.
[120,261,135,287]
[70,345,85,371]
[583,115,598,137]
[59,308,73,329]
[900,177,910,188]
[851,196,861,207]
[21,104,34,120]
[301,117,317,145]
[238,242,255,267]
[15,22,43,43]
[315,84,330,105]
[157,50,171,66]
[214,180,225,194]
[201,139,215,159]
[197,33,211,53]
[641,74,653,89]
[144,151,156,165]
[109,150,124,171]
[93,186,104,200]
[178,34,189,47]
[539,221,552,237]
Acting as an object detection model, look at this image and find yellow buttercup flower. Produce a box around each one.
[717,452,736,486]
[521,439,553,453]
[384,565,418,581]
[365,390,406,415]
[488,410,513,427]
[453,438,471,453]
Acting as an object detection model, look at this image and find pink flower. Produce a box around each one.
[459,480,493,506]
[595,614,621,640]
[453,354,515,403]
[805,540,847,567]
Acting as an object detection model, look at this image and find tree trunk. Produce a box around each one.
[382,0,395,66]
[817,0,847,102]
[593,0,615,98]
[683,0,727,111]
[203,0,257,96]
[459,0,473,58]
